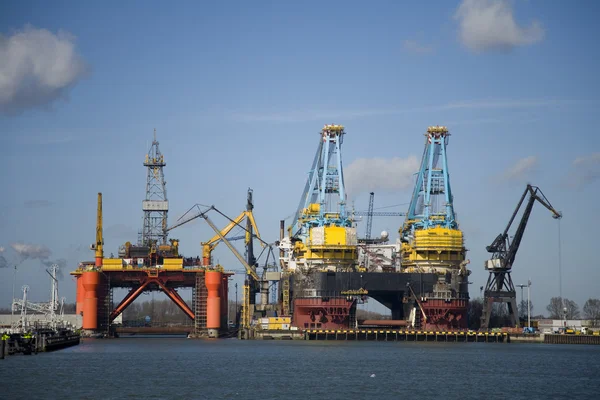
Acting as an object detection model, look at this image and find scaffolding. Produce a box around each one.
[97,273,112,336]
[194,273,207,334]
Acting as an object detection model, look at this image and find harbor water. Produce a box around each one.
[1,337,599,399]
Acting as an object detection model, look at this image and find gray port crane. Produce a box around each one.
[481,184,562,329]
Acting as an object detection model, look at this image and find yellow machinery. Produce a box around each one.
[287,204,358,272]
[201,206,261,267]
[400,225,467,275]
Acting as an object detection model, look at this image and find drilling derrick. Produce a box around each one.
[140,129,169,246]
[284,124,357,273]
[400,126,470,330]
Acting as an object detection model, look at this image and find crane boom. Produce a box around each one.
[165,204,209,232]
[200,210,260,282]
[486,184,562,270]
[165,205,260,281]
[365,192,374,240]
[165,189,266,266]
[95,192,103,267]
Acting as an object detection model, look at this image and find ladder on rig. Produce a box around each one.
[194,273,207,334]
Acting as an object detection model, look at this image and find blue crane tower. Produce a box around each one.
[280,124,357,274]
[292,124,353,240]
[403,125,456,236]
[399,126,470,330]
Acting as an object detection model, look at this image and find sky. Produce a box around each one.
[1,0,599,317]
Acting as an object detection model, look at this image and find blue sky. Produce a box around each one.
[1,0,599,316]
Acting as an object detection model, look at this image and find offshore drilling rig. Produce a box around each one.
[72,132,232,338]
[278,124,471,331]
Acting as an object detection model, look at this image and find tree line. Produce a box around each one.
[467,297,600,330]
[2,297,598,328]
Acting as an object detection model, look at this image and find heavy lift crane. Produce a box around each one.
[166,189,279,336]
[481,184,562,329]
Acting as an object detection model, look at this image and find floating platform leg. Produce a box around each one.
[82,271,100,331]
[205,271,222,338]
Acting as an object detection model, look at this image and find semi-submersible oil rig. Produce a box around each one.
[278,124,471,331]
[72,124,560,338]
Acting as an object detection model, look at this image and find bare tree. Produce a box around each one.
[518,300,534,320]
[546,297,563,318]
[468,298,483,330]
[565,299,580,319]
[547,297,580,319]
[583,299,600,327]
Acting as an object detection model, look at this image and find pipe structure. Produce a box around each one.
[82,271,100,330]
[76,276,85,315]
[205,271,222,337]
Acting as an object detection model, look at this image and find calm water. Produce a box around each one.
[1,337,599,399]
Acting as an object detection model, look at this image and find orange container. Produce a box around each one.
[205,271,222,329]
[82,271,100,330]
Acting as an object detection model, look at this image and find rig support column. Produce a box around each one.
[82,271,100,331]
[205,271,222,338]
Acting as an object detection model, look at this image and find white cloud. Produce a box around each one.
[567,152,600,188]
[573,152,600,166]
[344,156,420,197]
[0,24,89,115]
[454,0,545,52]
[402,39,433,54]
[500,155,538,182]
